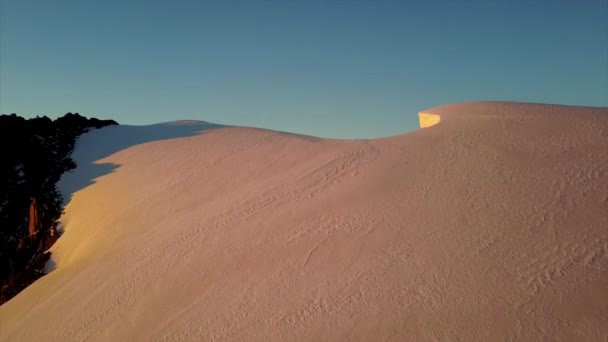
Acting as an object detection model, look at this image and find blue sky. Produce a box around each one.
[1,1,607,138]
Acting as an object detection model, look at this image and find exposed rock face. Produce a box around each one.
[27,199,39,237]
[17,199,44,253]
[0,112,117,305]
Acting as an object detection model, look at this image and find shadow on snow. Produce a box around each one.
[57,121,225,206]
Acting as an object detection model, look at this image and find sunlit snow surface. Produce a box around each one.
[1,102,607,341]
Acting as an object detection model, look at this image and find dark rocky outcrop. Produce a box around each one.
[0,113,117,305]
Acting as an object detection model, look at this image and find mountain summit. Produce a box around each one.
[1,102,607,341]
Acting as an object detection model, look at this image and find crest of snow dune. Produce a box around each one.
[418,112,441,128]
[1,102,607,341]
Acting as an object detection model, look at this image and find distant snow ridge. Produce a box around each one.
[162,120,210,126]
[1,102,607,341]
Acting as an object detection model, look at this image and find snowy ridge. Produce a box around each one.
[1,102,607,341]
[417,112,441,128]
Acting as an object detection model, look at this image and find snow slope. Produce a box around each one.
[1,102,607,341]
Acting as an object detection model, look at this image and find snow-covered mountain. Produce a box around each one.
[1,102,607,341]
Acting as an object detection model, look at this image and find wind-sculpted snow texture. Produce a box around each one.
[1,102,607,341]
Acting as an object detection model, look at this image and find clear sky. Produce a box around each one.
[1,1,607,138]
